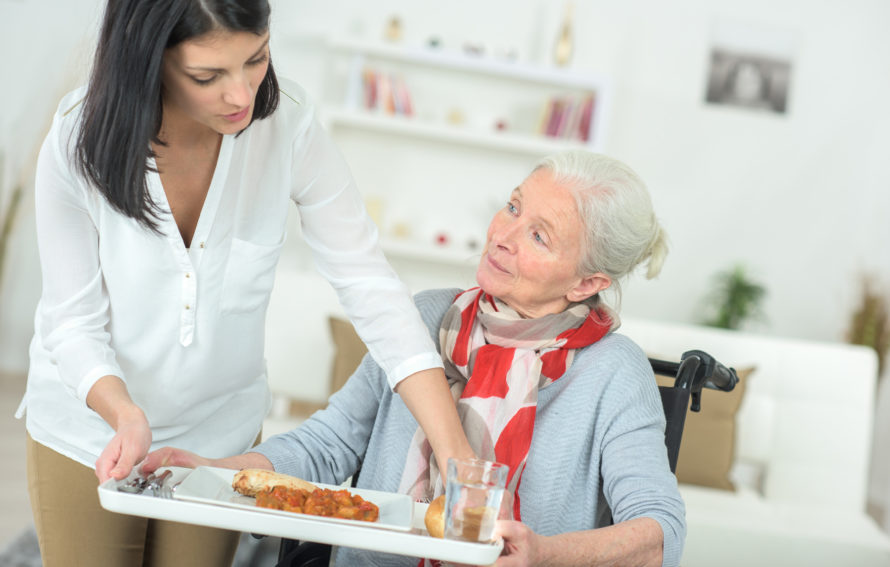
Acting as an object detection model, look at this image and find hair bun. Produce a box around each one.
[645,222,668,279]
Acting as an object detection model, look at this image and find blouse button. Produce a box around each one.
[185,304,191,310]
[185,273,191,278]
[199,242,206,249]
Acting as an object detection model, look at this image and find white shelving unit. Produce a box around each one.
[329,37,611,92]
[323,36,612,154]
[378,236,479,267]
[322,109,600,157]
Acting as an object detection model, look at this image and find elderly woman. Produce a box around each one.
[146,150,683,567]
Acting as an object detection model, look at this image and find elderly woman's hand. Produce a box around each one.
[493,520,545,567]
[141,446,276,475]
[141,446,213,474]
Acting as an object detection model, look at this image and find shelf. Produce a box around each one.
[322,36,611,153]
[379,237,480,267]
[327,37,608,91]
[322,109,600,155]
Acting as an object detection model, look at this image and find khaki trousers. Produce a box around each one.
[26,434,241,567]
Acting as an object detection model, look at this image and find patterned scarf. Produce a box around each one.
[398,287,613,526]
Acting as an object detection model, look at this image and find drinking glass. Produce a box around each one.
[444,458,509,542]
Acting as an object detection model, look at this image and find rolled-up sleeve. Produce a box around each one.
[289,108,442,389]
[33,112,123,402]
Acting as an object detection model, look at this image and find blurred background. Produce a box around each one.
[1,0,888,558]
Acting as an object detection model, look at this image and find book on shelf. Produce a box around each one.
[361,68,414,117]
[577,94,594,142]
[391,76,414,116]
[377,73,395,114]
[539,93,596,142]
[361,68,378,111]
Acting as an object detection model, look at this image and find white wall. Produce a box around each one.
[268,0,890,342]
[0,0,103,372]
[1,0,889,377]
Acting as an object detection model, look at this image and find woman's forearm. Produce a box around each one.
[216,451,275,470]
[88,375,154,481]
[86,375,145,430]
[539,518,663,567]
[394,367,475,468]
[141,446,274,474]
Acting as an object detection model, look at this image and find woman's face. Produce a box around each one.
[476,169,610,318]
[160,30,270,135]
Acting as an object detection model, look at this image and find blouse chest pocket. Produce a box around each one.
[220,236,285,315]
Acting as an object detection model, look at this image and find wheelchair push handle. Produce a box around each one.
[651,350,739,413]
[683,349,738,392]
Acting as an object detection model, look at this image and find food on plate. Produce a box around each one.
[425,494,445,538]
[231,468,379,522]
[231,468,317,497]
[255,485,379,522]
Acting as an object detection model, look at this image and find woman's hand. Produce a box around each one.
[94,405,151,483]
[493,520,544,567]
[87,375,154,483]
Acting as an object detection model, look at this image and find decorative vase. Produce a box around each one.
[554,2,574,67]
[384,16,402,43]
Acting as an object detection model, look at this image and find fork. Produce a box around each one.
[143,469,173,499]
[145,469,174,498]
[159,475,177,500]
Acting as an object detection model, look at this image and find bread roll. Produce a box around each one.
[232,469,318,497]
[425,494,446,538]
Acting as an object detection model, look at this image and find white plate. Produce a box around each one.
[173,466,412,532]
[98,466,502,564]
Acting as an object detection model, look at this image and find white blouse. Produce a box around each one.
[19,79,442,467]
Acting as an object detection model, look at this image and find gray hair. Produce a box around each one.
[534,151,668,307]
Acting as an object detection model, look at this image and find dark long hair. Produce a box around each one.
[75,0,279,230]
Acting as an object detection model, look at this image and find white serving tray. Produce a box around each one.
[98,466,502,565]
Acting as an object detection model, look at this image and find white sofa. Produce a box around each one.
[620,316,890,567]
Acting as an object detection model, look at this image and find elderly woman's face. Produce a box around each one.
[476,169,607,318]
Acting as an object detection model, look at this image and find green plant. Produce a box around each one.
[701,264,767,330]
[847,275,889,378]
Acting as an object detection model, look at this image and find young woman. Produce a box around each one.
[20,1,472,565]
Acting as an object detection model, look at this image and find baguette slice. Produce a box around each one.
[232,469,318,497]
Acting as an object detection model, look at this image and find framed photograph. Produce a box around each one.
[704,20,795,115]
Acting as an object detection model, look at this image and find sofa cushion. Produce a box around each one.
[329,316,368,394]
[679,483,890,567]
[620,316,878,511]
[656,366,754,491]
